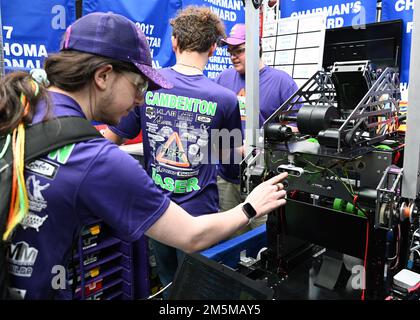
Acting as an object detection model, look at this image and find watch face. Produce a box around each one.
[243,203,257,218]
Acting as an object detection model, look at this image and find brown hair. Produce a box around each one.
[170,6,226,53]
[45,51,139,92]
[0,51,139,135]
[0,72,48,136]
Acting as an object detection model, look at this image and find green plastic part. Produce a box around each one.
[375,145,392,151]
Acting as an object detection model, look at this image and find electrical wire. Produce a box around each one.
[146,282,172,300]
[409,228,420,259]
[0,134,11,159]
[301,158,355,199]
[344,168,355,195]
[389,224,400,270]
[361,219,370,301]
[301,157,369,217]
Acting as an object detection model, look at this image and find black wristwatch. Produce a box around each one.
[242,202,257,225]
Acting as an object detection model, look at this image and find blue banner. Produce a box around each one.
[83,0,182,70]
[182,0,245,78]
[281,0,377,29]
[382,0,413,95]
[1,0,76,73]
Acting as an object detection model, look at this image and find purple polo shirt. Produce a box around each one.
[110,68,242,216]
[7,92,170,299]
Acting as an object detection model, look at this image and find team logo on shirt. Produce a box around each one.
[26,175,50,212]
[177,112,194,123]
[20,213,48,232]
[7,241,39,278]
[145,106,156,119]
[196,115,211,123]
[156,132,190,168]
[25,159,59,180]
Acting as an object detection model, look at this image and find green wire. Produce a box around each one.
[301,157,355,197]
[0,134,11,159]
[344,168,355,195]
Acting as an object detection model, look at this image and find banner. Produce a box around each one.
[382,0,413,97]
[280,0,377,29]
[182,0,245,78]
[1,0,76,73]
[83,0,182,70]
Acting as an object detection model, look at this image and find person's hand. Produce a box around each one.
[244,172,288,216]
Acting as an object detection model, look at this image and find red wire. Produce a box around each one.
[353,195,359,204]
[393,151,401,165]
[361,219,370,300]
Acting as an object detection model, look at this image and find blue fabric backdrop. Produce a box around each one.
[281,0,377,29]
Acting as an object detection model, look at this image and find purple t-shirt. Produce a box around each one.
[7,92,170,300]
[214,66,299,183]
[110,68,242,216]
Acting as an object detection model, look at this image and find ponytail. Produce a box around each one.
[0,71,49,136]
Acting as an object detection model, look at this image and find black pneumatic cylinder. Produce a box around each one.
[265,124,293,142]
[296,105,339,135]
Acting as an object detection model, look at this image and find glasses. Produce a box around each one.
[227,46,245,57]
[123,71,149,98]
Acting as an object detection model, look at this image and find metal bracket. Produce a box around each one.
[375,165,404,229]
[241,148,265,195]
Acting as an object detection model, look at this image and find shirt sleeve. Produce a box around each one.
[76,142,170,242]
[108,106,142,140]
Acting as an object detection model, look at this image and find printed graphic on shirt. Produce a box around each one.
[152,167,200,194]
[47,143,75,164]
[196,115,212,124]
[20,213,48,232]
[145,106,156,120]
[143,93,219,194]
[26,175,50,213]
[25,159,59,180]
[145,92,218,116]
[7,241,39,278]
[156,132,190,168]
[237,88,246,121]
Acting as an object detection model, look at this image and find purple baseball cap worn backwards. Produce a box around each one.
[60,12,172,91]
[221,23,246,46]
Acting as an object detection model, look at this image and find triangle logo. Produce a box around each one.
[156,132,190,168]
